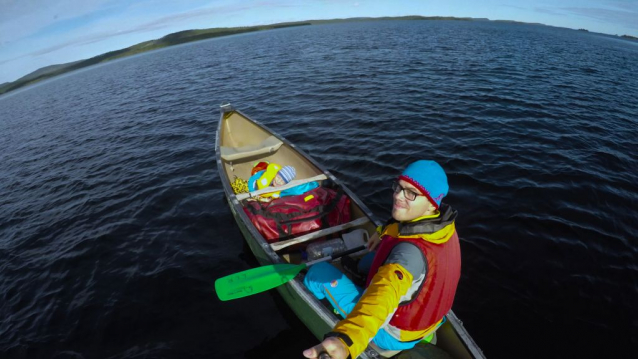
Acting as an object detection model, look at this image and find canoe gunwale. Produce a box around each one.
[446,311,486,359]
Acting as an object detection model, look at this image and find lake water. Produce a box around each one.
[1,20,637,359]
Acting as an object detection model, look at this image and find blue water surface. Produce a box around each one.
[1,20,637,359]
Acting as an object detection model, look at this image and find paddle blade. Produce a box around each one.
[215,263,306,301]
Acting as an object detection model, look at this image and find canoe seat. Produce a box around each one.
[271,217,370,251]
[220,136,283,162]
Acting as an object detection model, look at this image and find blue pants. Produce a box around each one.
[303,260,423,351]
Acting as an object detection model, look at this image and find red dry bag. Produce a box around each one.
[243,186,351,243]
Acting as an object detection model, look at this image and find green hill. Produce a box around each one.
[15,60,84,83]
[0,16,474,95]
[0,22,313,95]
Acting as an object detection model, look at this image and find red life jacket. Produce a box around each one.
[365,227,461,332]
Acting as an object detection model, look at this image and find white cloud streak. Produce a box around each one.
[535,2,638,30]
[0,0,111,43]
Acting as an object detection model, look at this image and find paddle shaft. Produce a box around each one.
[305,244,367,268]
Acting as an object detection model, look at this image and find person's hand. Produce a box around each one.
[303,337,349,359]
[367,231,381,251]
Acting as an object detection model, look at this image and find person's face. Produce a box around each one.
[272,174,286,187]
[392,179,434,221]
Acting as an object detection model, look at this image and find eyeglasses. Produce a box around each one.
[392,182,423,201]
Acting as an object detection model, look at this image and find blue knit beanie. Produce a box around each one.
[277,166,296,184]
[398,160,448,209]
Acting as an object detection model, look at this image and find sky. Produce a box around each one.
[1,0,637,84]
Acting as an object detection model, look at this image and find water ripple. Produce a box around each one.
[1,20,637,359]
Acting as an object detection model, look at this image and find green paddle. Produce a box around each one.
[215,245,366,301]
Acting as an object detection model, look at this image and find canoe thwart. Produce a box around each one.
[236,174,328,201]
[220,135,283,162]
[271,217,370,252]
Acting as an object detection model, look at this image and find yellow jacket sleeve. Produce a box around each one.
[332,263,414,358]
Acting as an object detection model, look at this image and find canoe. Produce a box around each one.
[215,103,485,359]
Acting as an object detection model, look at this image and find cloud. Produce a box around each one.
[534,7,566,17]
[605,0,638,12]
[500,4,528,11]
[0,0,111,43]
[560,6,638,29]
[536,3,638,30]
[0,53,26,66]
[23,1,296,58]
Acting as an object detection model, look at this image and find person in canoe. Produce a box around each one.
[302,160,461,359]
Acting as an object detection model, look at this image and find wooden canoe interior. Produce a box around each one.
[220,111,321,183]
[219,110,376,258]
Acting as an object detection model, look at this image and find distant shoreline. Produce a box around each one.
[2,16,637,95]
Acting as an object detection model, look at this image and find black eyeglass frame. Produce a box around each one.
[392,181,423,201]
